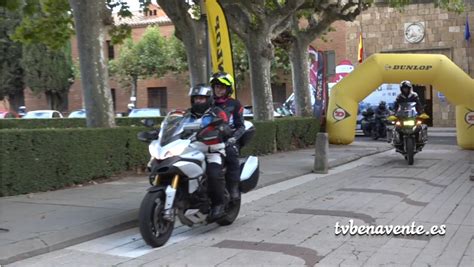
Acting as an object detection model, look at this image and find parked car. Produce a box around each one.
[68,109,86,118]
[242,105,286,119]
[22,110,64,119]
[0,110,19,119]
[128,108,163,118]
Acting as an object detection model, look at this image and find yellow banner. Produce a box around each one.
[205,0,235,97]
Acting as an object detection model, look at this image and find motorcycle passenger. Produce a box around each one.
[393,80,424,114]
[187,84,232,221]
[210,71,245,201]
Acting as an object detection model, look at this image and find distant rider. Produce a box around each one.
[374,101,389,137]
[393,80,424,114]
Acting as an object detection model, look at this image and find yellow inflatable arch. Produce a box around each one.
[327,53,474,150]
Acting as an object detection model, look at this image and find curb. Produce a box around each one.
[0,211,138,265]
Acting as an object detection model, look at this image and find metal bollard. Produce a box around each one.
[313,132,328,174]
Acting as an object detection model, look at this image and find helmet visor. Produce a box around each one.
[188,85,212,97]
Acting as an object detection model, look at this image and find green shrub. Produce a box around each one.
[0,117,164,129]
[0,127,148,196]
[274,117,319,151]
[0,117,319,196]
[241,121,276,156]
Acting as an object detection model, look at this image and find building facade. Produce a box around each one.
[21,2,472,127]
[345,1,473,127]
[21,4,347,116]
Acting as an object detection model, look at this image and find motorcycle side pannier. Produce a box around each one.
[239,156,259,193]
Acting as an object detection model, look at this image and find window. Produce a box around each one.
[106,40,114,59]
[324,50,336,77]
[147,87,167,109]
[111,88,116,111]
[271,83,286,106]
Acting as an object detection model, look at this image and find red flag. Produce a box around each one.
[357,32,364,63]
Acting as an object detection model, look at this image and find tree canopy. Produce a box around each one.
[22,42,74,111]
[109,26,187,106]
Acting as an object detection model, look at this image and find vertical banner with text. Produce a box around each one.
[205,0,235,97]
[309,46,327,124]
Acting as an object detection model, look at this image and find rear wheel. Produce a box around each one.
[216,199,241,226]
[139,191,174,247]
[406,137,415,165]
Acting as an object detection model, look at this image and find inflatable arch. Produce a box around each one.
[327,53,474,150]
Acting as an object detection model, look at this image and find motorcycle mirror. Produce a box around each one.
[387,115,398,121]
[418,113,430,120]
[141,119,156,127]
[137,130,158,143]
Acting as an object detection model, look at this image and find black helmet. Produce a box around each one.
[379,101,387,110]
[189,84,213,116]
[209,71,234,97]
[400,80,412,96]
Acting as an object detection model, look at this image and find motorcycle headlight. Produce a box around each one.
[166,143,187,157]
[403,120,415,126]
[150,140,190,160]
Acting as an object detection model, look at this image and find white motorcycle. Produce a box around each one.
[137,110,259,247]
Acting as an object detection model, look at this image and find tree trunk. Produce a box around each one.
[46,91,68,112]
[69,0,115,127]
[7,90,25,112]
[157,0,208,86]
[289,39,312,117]
[245,35,274,121]
[131,75,138,107]
[180,19,208,86]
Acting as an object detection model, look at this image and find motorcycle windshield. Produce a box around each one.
[159,110,191,146]
[396,102,418,118]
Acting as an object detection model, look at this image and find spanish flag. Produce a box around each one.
[357,32,363,63]
[205,0,235,95]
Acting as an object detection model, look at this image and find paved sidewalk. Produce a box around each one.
[0,140,391,265]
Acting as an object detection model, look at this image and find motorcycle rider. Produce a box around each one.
[187,84,232,221]
[393,80,424,113]
[374,101,390,138]
[209,71,245,201]
[391,80,428,145]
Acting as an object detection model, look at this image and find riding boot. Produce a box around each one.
[209,204,226,222]
[228,181,241,200]
[207,162,227,222]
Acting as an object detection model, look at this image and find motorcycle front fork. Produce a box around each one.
[163,175,180,221]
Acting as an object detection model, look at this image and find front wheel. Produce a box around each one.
[216,199,241,226]
[139,190,175,247]
[406,137,415,165]
[371,127,379,140]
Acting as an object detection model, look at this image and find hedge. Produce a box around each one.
[0,117,319,196]
[0,117,165,129]
[0,127,149,196]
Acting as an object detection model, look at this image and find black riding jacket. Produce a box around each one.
[393,92,424,114]
[214,98,245,141]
